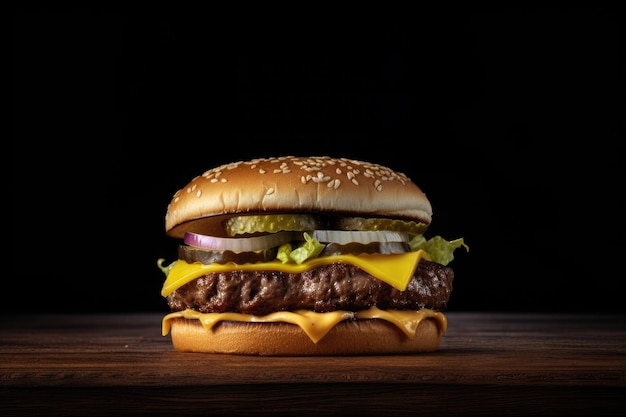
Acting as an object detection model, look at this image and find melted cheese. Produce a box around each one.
[162,307,447,343]
[161,250,428,297]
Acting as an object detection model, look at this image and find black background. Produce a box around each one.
[9,7,624,314]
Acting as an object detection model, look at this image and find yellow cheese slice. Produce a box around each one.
[162,306,447,343]
[161,250,428,297]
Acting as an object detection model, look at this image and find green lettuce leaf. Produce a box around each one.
[410,235,469,266]
[278,233,325,264]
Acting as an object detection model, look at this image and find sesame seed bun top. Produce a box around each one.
[165,156,433,238]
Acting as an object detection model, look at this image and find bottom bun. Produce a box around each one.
[168,316,445,356]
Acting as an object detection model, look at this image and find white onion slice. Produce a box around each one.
[184,231,295,253]
[311,230,409,245]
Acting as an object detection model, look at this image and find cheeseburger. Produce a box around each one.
[158,156,467,355]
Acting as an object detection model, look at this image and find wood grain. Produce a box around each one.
[1,312,625,416]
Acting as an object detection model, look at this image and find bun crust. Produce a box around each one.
[169,317,444,356]
[165,156,432,238]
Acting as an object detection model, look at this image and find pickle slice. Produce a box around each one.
[336,217,429,236]
[179,245,278,265]
[226,214,321,236]
[320,241,411,257]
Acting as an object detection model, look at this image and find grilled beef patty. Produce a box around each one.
[166,259,454,315]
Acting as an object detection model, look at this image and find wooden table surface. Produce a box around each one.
[1,312,625,416]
